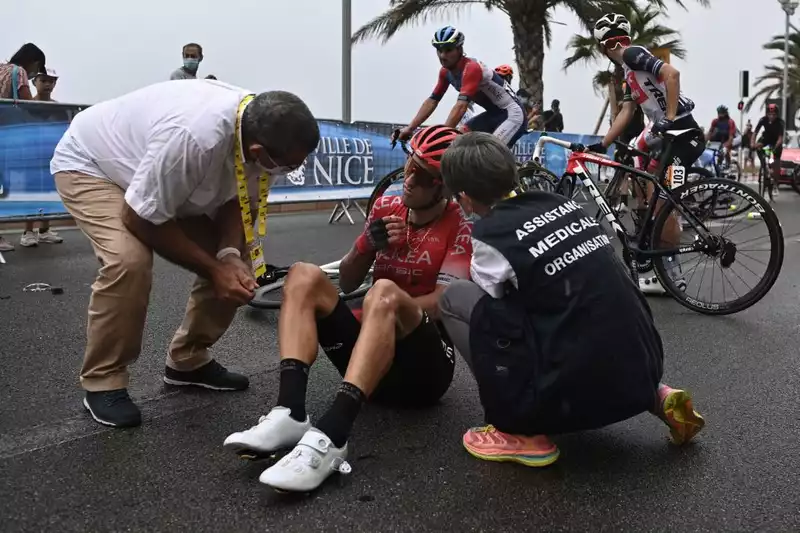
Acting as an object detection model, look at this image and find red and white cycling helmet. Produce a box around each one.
[410,125,461,177]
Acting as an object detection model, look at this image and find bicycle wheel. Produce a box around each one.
[650,178,784,315]
[517,161,559,193]
[249,270,373,309]
[687,166,748,220]
[367,167,404,214]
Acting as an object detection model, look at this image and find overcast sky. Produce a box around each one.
[4,0,794,133]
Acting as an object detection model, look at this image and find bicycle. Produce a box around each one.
[756,146,779,202]
[704,141,742,181]
[529,132,784,315]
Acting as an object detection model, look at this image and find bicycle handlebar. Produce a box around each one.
[531,135,593,163]
[390,128,412,155]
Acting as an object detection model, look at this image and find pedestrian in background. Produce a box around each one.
[20,68,64,247]
[170,43,203,80]
[0,43,47,252]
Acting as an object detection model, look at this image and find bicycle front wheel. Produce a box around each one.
[249,271,372,310]
[651,178,784,315]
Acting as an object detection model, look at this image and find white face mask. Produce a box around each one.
[254,160,292,175]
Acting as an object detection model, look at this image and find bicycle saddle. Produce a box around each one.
[612,140,649,160]
[663,128,701,139]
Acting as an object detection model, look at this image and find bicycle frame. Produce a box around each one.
[532,135,719,276]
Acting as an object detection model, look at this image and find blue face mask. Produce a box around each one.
[183,58,200,71]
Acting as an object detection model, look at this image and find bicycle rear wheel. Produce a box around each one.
[367,167,404,214]
[249,270,372,310]
[650,178,783,315]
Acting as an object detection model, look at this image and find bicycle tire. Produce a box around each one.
[650,178,784,315]
[367,167,404,214]
[517,161,559,193]
[249,270,372,310]
[687,166,748,220]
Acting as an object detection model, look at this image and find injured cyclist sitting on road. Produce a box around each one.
[224,126,473,492]
[438,132,705,467]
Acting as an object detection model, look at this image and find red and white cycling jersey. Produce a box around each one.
[430,56,521,113]
[366,195,473,298]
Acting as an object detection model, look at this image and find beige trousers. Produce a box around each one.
[54,171,239,391]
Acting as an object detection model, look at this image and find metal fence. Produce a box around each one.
[0,98,606,224]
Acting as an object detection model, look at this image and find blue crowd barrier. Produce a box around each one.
[0,98,606,221]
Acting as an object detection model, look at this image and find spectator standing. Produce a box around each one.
[170,43,203,80]
[19,68,64,247]
[527,102,544,131]
[0,43,46,252]
[50,81,319,428]
[542,99,564,132]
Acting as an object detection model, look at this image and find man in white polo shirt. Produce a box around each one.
[51,79,319,428]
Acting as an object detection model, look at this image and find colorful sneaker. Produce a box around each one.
[657,384,705,445]
[462,425,560,467]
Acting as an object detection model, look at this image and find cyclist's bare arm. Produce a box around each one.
[659,63,681,120]
[600,101,636,148]
[445,100,470,128]
[402,99,438,137]
[398,68,452,139]
[339,244,375,294]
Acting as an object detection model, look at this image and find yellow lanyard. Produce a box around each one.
[234,95,270,279]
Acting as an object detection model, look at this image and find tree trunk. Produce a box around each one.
[609,64,625,122]
[594,96,610,135]
[509,3,546,107]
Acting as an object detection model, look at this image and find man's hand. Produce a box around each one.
[651,117,674,136]
[397,127,414,141]
[358,215,406,254]
[586,142,607,154]
[211,257,257,305]
[383,216,406,246]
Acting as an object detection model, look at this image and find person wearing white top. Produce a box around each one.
[51,79,320,428]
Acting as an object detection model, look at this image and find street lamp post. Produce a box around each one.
[779,0,799,126]
[342,0,352,123]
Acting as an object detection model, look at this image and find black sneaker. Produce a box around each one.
[83,389,142,428]
[163,359,249,391]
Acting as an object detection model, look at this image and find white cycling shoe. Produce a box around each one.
[259,428,351,493]
[223,407,311,458]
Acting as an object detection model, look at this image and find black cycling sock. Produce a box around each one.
[315,382,366,448]
[276,359,310,422]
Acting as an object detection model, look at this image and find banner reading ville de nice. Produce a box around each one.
[0,99,605,220]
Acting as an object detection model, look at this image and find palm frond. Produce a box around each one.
[351,0,502,45]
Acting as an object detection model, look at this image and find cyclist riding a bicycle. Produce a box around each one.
[494,64,514,85]
[394,26,527,148]
[224,125,473,493]
[438,131,705,467]
[752,103,785,197]
[706,105,739,167]
[589,12,704,295]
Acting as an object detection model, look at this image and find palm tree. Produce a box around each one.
[745,32,800,115]
[563,1,687,123]
[352,0,709,111]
